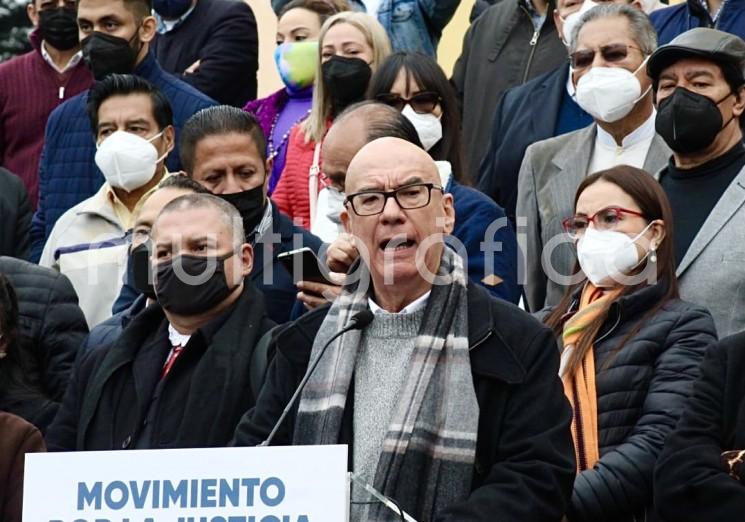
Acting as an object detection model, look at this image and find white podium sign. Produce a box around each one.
[23,445,348,522]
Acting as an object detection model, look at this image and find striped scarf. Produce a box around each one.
[293,246,478,521]
[560,283,621,473]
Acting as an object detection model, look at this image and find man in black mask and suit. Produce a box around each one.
[46,193,275,450]
[180,105,324,323]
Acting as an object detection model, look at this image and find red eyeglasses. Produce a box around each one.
[562,206,646,239]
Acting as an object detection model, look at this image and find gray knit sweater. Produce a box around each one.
[351,308,425,515]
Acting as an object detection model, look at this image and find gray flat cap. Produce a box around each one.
[647,28,745,79]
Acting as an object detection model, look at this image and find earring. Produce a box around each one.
[650,245,657,263]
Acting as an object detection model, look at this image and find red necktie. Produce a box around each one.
[161,344,183,378]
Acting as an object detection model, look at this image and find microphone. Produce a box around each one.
[260,309,374,446]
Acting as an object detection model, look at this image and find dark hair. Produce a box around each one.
[87,74,173,136]
[123,0,152,22]
[278,0,350,22]
[336,100,424,148]
[158,174,211,194]
[366,52,467,183]
[544,165,679,376]
[180,106,267,174]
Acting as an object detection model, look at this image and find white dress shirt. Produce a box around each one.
[587,111,656,174]
[41,41,82,74]
[368,291,431,315]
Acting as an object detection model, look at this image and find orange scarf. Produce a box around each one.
[561,283,621,472]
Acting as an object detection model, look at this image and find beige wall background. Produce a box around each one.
[248,0,476,98]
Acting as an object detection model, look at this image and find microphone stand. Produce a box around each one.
[260,309,374,446]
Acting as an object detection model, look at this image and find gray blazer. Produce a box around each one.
[673,164,745,338]
[516,123,671,312]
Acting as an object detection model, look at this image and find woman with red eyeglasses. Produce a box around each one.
[542,165,716,522]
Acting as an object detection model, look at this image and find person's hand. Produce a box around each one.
[297,272,345,310]
[325,233,359,273]
[184,59,201,75]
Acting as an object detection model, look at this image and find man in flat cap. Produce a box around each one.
[648,27,745,337]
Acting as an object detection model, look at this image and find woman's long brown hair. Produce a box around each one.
[544,165,680,376]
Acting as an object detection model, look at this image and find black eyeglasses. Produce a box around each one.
[345,183,443,216]
[375,91,441,114]
[570,43,643,70]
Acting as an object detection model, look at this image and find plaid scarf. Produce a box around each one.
[294,246,479,521]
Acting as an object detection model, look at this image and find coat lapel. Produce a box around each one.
[250,205,282,284]
[677,166,745,276]
[547,124,597,214]
[77,304,167,448]
[643,134,672,173]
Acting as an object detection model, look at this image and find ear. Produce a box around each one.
[629,0,643,10]
[649,220,666,249]
[733,85,745,119]
[27,3,40,26]
[340,207,352,234]
[263,157,273,196]
[139,15,157,44]
[240,243,254,277]
[163,125,176,155]
[553,9,565,43]
[441,193,455,235]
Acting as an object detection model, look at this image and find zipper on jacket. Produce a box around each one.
[522,30,540,83]
[519,6,542,84]
[595,306,621,345]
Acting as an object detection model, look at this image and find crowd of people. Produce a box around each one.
[0,0,744,519]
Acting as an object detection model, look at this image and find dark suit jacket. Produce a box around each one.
[478,65,587,220]
[0,168,31,260]
[45,282,274,451]
[153,0,259,106]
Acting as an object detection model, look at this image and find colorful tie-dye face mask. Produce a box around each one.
[274,41,319,93]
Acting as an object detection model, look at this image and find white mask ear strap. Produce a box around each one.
[631,220,655,243]
[147,130,165,143]
[150,130,168,164]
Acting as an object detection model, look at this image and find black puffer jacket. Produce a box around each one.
[0,168,31,260]
[0,257,88,432]
[560,282,717,522]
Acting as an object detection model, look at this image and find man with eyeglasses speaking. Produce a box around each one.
[232,137,576,522]
[516,3,671,312]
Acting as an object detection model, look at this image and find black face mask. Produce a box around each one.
[322,56,372,115]
[155,252,237,315]
[655,88,734,154]
[38,7,79,51]
[129,242,156,299]
[153,0,193,19]
[218,186,266,241]
[81,31,141,81]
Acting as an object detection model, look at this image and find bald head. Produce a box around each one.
[323,103,424,189]
[346,137,438,193]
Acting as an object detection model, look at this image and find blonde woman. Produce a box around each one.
[271,11,391,229]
